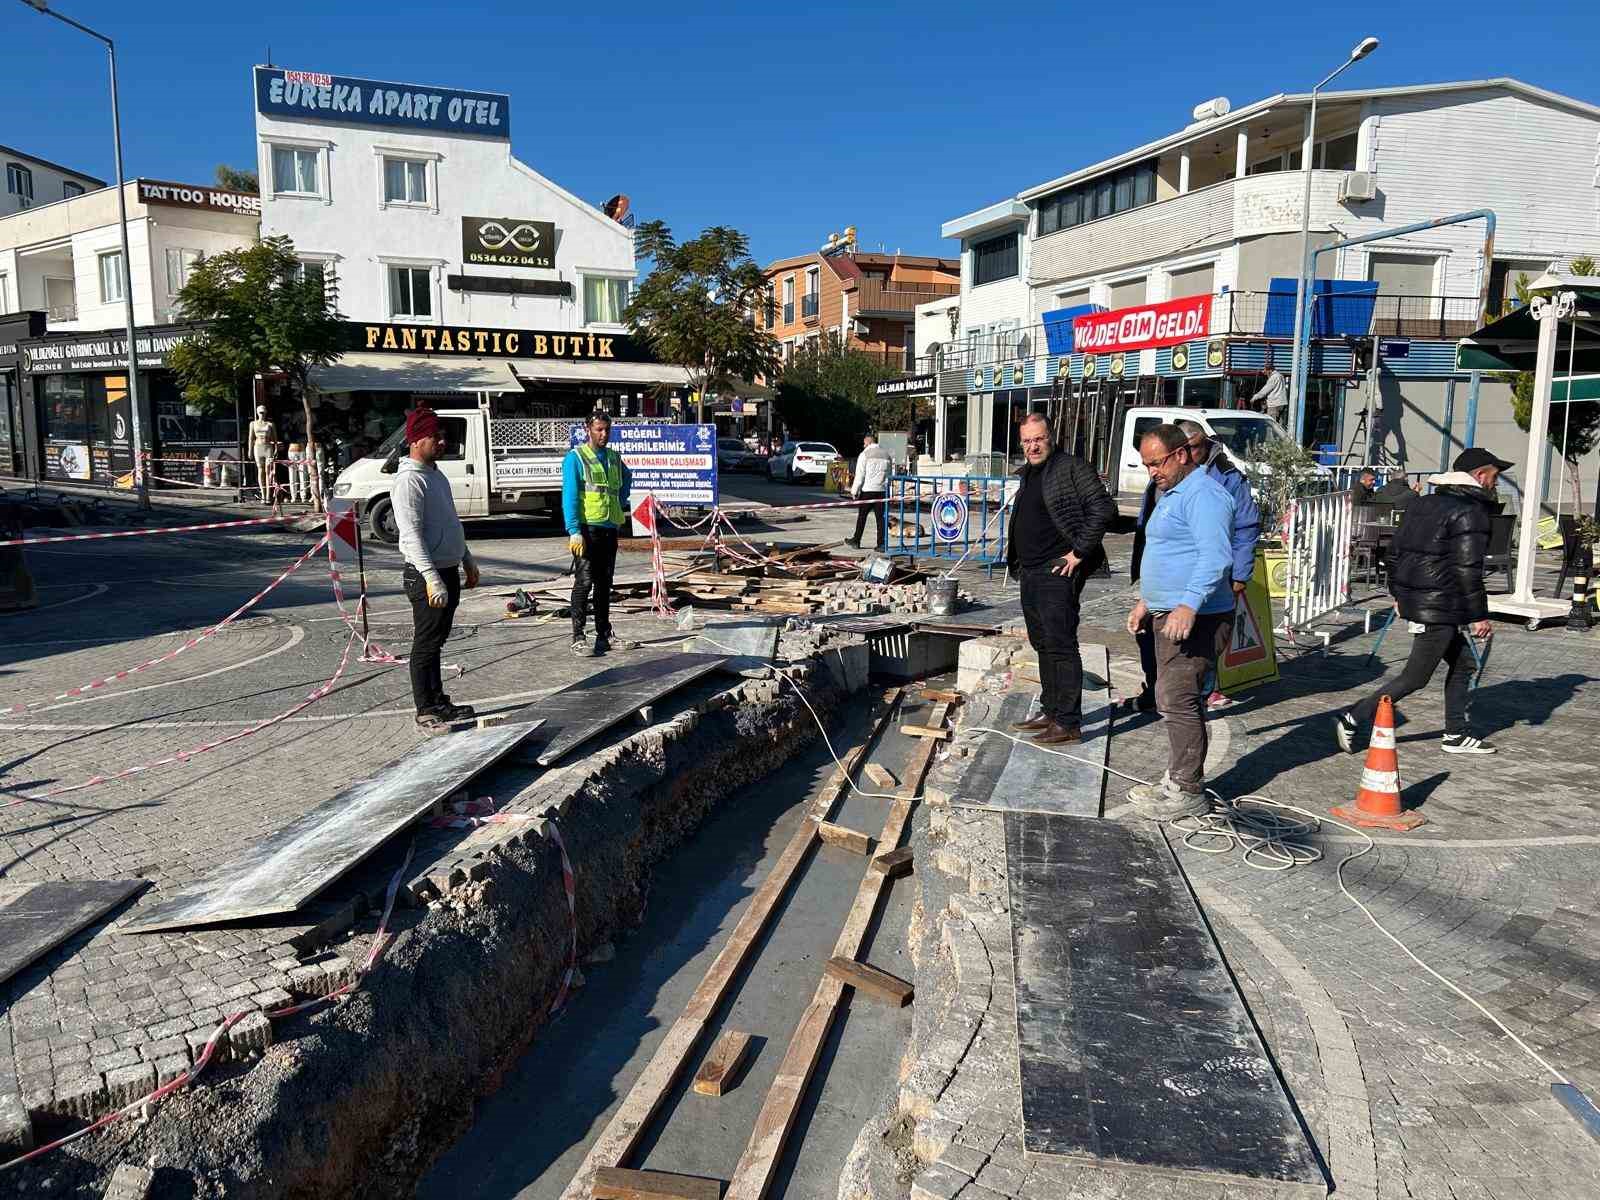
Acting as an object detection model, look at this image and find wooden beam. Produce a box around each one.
[919,688,962,704]
[900,724,951,741]
[824,957,914,1007]
[863,763,896,789]
[691,1029,753,1097]
[869,846,914,879]
[592,1166,722,1200]
[816,822,873,856]
[558,688,904,1200]
[725,703,949,1200]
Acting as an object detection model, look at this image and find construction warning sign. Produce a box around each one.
[1216,555,1279,693]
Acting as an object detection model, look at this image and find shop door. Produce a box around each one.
[0,369,19,476]
[100,375,136,484]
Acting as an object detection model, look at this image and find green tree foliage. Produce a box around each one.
[214,164,259,193]
[625,222,778,418]
[772,339,900,450]
[168,237,344,508]
[1507,256,1599,497]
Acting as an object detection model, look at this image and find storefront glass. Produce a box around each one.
[942,396,967,463]
[41,375,93,481]
[0,370,18,476]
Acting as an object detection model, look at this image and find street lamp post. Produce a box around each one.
[21,0,149,509]
[1287,35,1379,448]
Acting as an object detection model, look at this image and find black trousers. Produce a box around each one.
[851,491,887,548]
[1351,623,1473,735]
[571,525,619,641]
[1019,564,1089,727]
[402,564,460,715]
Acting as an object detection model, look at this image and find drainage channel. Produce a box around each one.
[421,683,947,1200]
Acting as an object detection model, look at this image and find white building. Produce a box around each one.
[934,78,1600,493]
[1,144,103,220]
[251,64,678,438]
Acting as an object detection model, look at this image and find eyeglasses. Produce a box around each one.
[1141,446,1185,470]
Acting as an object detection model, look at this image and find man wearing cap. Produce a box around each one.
[562,411,634,657]
[394,407,479,733]
[1336,448,1508,756]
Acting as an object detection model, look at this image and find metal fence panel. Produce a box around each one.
[888,474,1018,568]
[1282,488,1355,633]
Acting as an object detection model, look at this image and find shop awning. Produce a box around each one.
[508,359,692,387]
[310,352,523,394]
[1455,286,1600,373]
[1553,374,1600,403]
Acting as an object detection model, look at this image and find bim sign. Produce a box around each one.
[1071,295,1212,355]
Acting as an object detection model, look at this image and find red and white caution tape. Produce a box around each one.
[546,819,579,1016]
[0,839,416,1175]
[0,515,289,548]
[3,534,331,717]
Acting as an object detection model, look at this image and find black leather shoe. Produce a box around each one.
[1031,723,1082,745]
[1012,715,1053,732]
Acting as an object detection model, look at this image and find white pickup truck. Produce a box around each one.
[332,403,584,542]
[1102,406,1292,514]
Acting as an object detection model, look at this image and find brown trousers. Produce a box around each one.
[1152,610,1234,793]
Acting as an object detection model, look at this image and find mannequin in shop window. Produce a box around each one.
[249,405,280,503]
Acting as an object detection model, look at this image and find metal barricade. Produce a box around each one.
[888,474,1017,572]
[1281,488,1355,636]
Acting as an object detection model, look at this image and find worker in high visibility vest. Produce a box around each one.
[562,411,635,657]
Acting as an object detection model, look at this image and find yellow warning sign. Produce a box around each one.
[1216,552,1279,693]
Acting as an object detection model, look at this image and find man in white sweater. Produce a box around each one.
[846,432,893,550]
[393,407,480,732]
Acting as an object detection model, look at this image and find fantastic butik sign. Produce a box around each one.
[255,66,510,138]
[1072,295,1212,355]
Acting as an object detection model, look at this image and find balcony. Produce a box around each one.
[853,277,960,318]
[1030,171,1352,285]
[801,292,820,322]
[1220,291,1482,340]
[782,302,794,325]
[47,302,78,322]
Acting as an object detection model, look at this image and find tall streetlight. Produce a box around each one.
[1287,35,1379,447]
[20,0,149,509]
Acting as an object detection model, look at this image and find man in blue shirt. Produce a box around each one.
[1124,424,1237,820]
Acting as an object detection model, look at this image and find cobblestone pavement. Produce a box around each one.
[0,475,870,1130]
[899,575,1600,1200]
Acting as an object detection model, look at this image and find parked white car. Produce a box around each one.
[766,440,839,483]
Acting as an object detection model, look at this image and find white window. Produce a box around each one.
[382,157,428,205]
[62,181,85,199]
[165,247,201,297]
[294,258,331,295]
[583,276,629,325]
[0,272,10,314]
[387,265,432,318]
[271,145,320,196]
[6,163,32,208]
[98,250,125,304]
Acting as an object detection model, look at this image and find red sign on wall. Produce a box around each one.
[1072,295,1212,355]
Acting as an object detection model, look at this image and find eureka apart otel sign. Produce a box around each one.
[254,66,510,138]
[348,322,654,363]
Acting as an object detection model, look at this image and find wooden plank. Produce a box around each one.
[725,704,948,1200]
[0,880,147,986]
[863,763,896,789]
[823,956,913,1007]
[816,822,873,856]
[592,1165,722,1200]
[899,724,950,741]
[918,688,962,704]
[869,846,914,879]
[559,689,904,1200]
[691,1029,753,1097]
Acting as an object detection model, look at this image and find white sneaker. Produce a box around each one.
[1441,733,1496,755]
[1126,779,1211,821]
[1334,712,1358,754]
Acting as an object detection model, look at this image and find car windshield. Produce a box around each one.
[799,442,835,454]
[370,424,408,459]
[1206,418,1286,459]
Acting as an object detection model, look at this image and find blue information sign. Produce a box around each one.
[254,67,511,138]
[568,423,718,507]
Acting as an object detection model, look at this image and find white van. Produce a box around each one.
[1106,407,1289,514]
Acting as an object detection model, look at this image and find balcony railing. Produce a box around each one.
[47,302,77,322]
[801,292,820,321]
[853,278,960,317]
[782,301,794,324]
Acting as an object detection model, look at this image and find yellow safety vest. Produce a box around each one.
[576,443,624,527]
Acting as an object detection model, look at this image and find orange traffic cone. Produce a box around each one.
[1331,696,1427,831]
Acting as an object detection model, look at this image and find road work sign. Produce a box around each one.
[1217,554,1279,693]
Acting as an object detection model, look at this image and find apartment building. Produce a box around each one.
[0,144,103,219]
[932,78,1600,488]
[759,236,959,372]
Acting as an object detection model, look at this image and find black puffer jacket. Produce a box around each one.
[1388,474,1495,625]
[1006,450,1115,577]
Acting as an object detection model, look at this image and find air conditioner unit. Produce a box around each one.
[1339,171,1377,203]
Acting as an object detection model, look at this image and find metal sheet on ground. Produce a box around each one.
[912,596,1022,635]
[123,722,542,932]
[952,647,1109,818]
[514,653,726,767]
[1005,814,1323,1194]
[0,880,146,985]
[692,619,780,674]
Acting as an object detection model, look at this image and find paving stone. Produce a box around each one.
[103,1061,156,1108]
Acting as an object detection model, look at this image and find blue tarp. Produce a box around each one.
[1041,304,1104,356]
[1264,278,1378,338]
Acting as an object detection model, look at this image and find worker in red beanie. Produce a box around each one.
[394,406,480,732]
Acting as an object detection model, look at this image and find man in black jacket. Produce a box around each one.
[1336,448,1509,756]
[1005,413,1116,744]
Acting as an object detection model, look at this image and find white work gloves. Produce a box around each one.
[569,534,585,559]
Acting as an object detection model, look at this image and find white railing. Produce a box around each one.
[1281,488,1355,637]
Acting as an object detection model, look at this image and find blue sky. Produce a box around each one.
[7,0,1599,267]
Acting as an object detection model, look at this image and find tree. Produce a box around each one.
[625,222,779,422]
[214,164,259,193]
[773,339,899,450]
[1507,255,1598,508]
[168,237,345,510]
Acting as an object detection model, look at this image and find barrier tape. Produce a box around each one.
[3,534,331,718]
[326,539,403,665]
[0,515,289,548]
[0,839,416,1175]
[547,819,578,1016]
